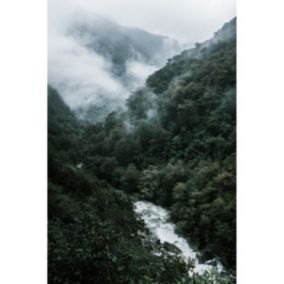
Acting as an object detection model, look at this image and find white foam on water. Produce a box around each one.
[134,201,224,276]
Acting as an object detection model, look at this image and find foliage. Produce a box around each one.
[49,18,236,283]
[48,88,189,283]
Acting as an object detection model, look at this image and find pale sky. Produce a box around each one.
[50,0,236,43]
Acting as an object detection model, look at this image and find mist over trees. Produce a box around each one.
[48,17,236,284]
[49,9,182,124]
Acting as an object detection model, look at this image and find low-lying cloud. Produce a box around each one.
[48,0,235,122]
[48,32,128,109]
[48,0,178,120]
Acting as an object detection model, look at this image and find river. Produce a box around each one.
[134,201,224,277]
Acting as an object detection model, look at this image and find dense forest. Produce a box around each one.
[49,18,236,283]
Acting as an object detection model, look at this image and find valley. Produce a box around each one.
[48,17,236,284]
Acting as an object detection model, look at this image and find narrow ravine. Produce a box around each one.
[134,201,224,277]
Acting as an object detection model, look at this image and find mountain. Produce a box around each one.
[48,17,236,283]
[49,10,182,123]
[146,17,236,94]
[48,87,190,284]
[126,17,236,268]
[68,11,181,77]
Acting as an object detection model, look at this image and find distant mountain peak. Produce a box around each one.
[67,10,181,71]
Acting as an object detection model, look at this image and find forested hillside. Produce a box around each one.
[49,18,236,283]
[48,87,189,283]
[49,9,182,124]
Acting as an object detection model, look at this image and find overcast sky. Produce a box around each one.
[53,0,236,43]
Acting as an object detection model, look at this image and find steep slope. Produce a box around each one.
[48,17,236,283]
[132,17,237,269]
[49,10,182,124]
[79,17,236,271]
[147,17,236,94]
[48,87,189,284]
[69,11,180,77]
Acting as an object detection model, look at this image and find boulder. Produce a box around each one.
[163,242,182,254]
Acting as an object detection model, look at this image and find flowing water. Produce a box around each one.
[134,201,224,277]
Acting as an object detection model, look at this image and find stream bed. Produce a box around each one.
[134,201,224,277]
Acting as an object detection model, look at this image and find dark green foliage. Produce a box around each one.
[48,87,189,283]
[49,18,236,283]
[126,18,236,269]
[114,137,141,166]
[127,88,155,120]
[120,164,141,193]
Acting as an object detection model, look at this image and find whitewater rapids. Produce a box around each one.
[134,201,224,277]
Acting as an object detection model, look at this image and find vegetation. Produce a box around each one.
[48,87,190,283]
[49,18,236,283]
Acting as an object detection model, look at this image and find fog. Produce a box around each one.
[49,3,126,112]
[48,0,182,120]
[49,33,129,109]
[48,0,235,121]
